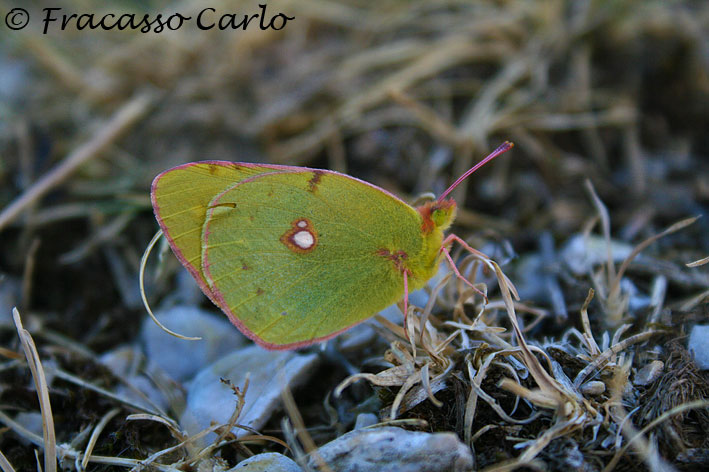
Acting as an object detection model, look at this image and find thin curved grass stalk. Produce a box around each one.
[608,216,698,302]
[139,230,200,341]
[420,363,443,408]
[81,408,121,470]
[389,373,421,420]
[580,289,602,356]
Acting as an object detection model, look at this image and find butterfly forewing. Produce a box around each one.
[151,162,297,300]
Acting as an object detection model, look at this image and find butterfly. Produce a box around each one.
[149,142,513,349]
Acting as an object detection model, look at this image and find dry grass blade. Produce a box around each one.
[0,92,155,232]
[389,373,422,421]
[580,289,601,356]
[604,398,709,472]
[81,408,120,470]
[492,263,566,405]
[584,180,616,291]
[686,256,709,267]
[518,414,588,464]
[572,330,661,389]
[125,414,182,439]
[609,216,699,299]
[282,383,332,472]
[46,365,164,416]
[12,308,56,472]
[420,363,443,408]
[0,449,17,472]
[335,365,413,394]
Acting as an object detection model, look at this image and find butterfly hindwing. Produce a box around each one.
[201,170,424,348]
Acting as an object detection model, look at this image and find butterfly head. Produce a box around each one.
[417,199,457,234]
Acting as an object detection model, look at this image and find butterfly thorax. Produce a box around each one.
[400,199,457,291]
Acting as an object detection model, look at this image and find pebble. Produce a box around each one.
[688,325,709,370]
[354,412,379,430]
[228,453,302,472]
[99,345,171,412]
[181,345,319,443]
[140,305,247,382]
[307,426,473,472]
[560,234,633,275]
[634,360,664,386]
[13,412,43,440]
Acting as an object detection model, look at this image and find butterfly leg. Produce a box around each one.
[443,233,519,300]
[443,233,493,261]
[440,245,488,303]
[403,269,410,322]
[442,233,501,302]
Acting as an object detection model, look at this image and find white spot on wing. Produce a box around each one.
[297,220,308,228]
[293,230,314,249]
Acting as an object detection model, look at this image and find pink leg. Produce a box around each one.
[403,269,410,322]
[441,246,488,303]
[443,233,493,260]
[443,233,520,301]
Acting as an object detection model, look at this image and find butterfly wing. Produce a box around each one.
[201,169,426,349]
[151,161,300,301]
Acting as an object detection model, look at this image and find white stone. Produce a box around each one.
[181,345,319,444]
[307,426,473,472]
[354,413,378,430]
[688,325,709,370]
[229,453,302,472]
[634,360,664,386]
[99,346,170,412]
[141,305,247,382]
[561,234,633,275]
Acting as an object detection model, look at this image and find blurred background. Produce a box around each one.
[0,0,708,470]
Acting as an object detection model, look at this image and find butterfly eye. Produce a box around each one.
[432,209,446,226]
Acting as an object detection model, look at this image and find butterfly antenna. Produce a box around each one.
[437,141,514,202]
